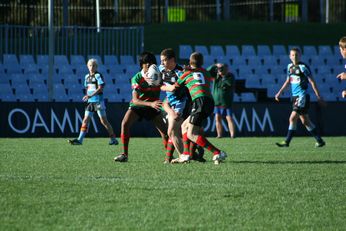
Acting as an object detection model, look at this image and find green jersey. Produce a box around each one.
[129,71,161,108]
[207,65,235,107]
[177,68,213,101]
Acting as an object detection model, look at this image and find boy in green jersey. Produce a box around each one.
[113,51,168,162]
[172,52,228,165]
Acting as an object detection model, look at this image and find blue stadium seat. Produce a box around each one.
[333,45,340,56]
[254,66,269,75]
[97,65,108,75]
[19,55,35,66]
[64,75,80,86]
[23,64,39,75]
[261,74,276,85]
[116,74,132,84]
[262,55,278,66]
[303,45,318,57]
[257,45,271,56]
[179,45,193,60]
[318,45,333,56]
[119,55,135,65]
[3,54,19,66]
[310,56,325,67]
[245,77,261,88]
[232,57,246,66]
[270,66,286,75]
[32,84,48,102]
[36,55,49,67]
[28,74,47,87]
[325,56,342,66]
[225,45,240,57]
[246,56,261,66]
[14,84,31,99]
[210,45,225,57]
[58,65,74,75]
[125,64,139,77]
[277,55,290,66]
[5,63,22,74]
[240,92,256,102]
[53,84,69,102]
[109,65,125,76]
[203,55,215,68]
[241,45,256,57]
[54,55,69,66]
[104,55,119,66]
[195,45,209,56]
[238,69,254,80]
[10,73,27,87]
[0,83,15,101]
[215,56,231,66]
[70,55,86,66]
[272,45,287,56]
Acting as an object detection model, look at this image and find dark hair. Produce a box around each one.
[189,52,203,68]
[139,51,157,69]
[290,47,301,54]
[160,48,176,60]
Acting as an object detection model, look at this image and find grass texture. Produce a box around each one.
[0,137,345,230]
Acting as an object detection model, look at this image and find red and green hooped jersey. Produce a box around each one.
[177,68,213,101]
[129,71,161,108]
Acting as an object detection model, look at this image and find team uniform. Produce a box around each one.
[207,65,235,116]
[129,70,162,120]
[287,62,312,115]
[160,64,191,118]
[177,68,214,126]
[84,71,106,117]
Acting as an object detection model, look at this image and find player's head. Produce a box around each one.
[87,58,98,74]
[139,51,157,73]
[189,52,203,68]
[289,47,301,65]
[339,36,346,59]
[160,48,176,71]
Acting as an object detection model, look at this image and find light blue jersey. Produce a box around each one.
[287,62,312,97]
[84,72,105,103]
[159,64,190,113]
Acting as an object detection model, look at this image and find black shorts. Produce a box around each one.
[292,94,310,115]
[189,96,214,126]
[130,106,162,121]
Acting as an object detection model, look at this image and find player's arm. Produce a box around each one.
[336,72,346,80]
[275,78,290,102]
[308,77,322,101]
[160,83,176,92]
[131,90,162,110]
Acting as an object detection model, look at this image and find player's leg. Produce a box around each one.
[299,114,325,147]
[68,110,92,145]
[225,108,235,138]
[276,111,299,147]
[152,112,169,149]
[114,109,139,162]
[97,109,118,145]
[215,113,223,138]
[162,103,178,162]
[167,115,184,155]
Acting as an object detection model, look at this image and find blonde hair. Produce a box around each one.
[87,58,98,67]
[189,52,203,68]
[339,36,346,49]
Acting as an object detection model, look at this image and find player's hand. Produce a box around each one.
[342,90,346,98]
[82,95,89,102]
[274,93,280,102]
[150,100,162,110]
[336,72,346,80]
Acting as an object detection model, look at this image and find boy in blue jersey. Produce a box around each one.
[68,58,118,145]
[336,36,346,98]
[275,48,325,148]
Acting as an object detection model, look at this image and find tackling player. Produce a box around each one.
[172,52,228,165]
[275,48,325,148]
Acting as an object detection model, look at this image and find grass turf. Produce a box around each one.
[0,137,345,230]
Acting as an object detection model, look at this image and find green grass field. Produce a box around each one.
[1,137,345,230]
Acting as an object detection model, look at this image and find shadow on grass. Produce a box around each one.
[232,160,346,165]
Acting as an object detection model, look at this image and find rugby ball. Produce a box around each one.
[146,64,162,86]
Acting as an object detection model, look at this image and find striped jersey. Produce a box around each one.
[159,64,190,106]
[287,62,313,97]
[177,68,213,101]
[129,70,161,108]
[84,71,104,103]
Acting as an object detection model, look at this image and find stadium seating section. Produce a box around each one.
[1,45,345,103]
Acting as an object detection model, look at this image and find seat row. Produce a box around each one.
[179,44,341,60]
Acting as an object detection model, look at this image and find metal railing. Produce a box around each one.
[0,25,144,58]
[0,0,345,26]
